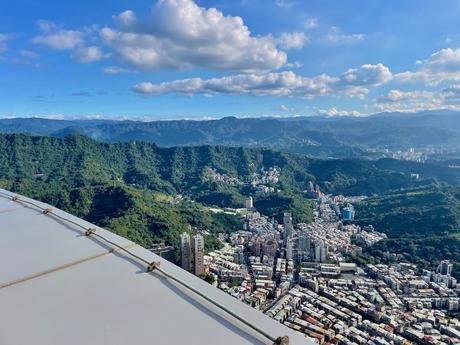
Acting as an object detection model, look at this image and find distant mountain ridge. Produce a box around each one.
[2,111,460,158]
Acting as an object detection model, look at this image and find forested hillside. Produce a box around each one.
[1,133,457,202]
[353,186,460,277]
[1,133,459,261]
[1,111,460,158]
[355,186,460,237]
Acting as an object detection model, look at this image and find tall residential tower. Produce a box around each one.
[180,232,191,272]
[193,234,205,276]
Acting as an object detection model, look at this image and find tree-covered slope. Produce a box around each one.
[354,185,460,237]
[1,133,460,260]
[1,133,459,201]
[2,111,460,158]
[352,186,460,278]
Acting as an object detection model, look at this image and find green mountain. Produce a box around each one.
[353,185,460,278]
[1,133,460,265]
[1,111,460,158]
[354,185,460,237]
[1,132,457,201]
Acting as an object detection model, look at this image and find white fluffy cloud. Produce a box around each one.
[372,48,460,112]
[373,87,460,112]
[395,48,460,85]
[31,21,108,64]
[441,84,460,100]
[376,89,433,103]
[72,46,105,63]
[338,63,392,87]
[32,29,84,50]
[132,63,392,98]
[100,0,287,72]
[277,32,308,49]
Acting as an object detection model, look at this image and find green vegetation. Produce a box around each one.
[2,112,460,158]
[354,185,460,237]
[353,185,460,278]
[0,132,435,223]
[254,194,313,224]
[1,133,460,271]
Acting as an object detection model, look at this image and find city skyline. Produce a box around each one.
[2,0,460,118]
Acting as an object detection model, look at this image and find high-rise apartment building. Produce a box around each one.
[193,234,205,277]
[245,196,254,209]
[283,212,293,240]
[180,232,191,272]
[438,260,453,276]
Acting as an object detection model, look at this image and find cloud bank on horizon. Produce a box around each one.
[2,0,460,118]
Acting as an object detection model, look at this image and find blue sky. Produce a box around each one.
[2,0,460,119]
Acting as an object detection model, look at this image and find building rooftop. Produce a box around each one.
[0,188,312,345]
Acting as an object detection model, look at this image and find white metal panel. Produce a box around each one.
[0,189,313,345]
[0,206,132,285]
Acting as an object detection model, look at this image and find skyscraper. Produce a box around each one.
[283,212,293,240]
[193,234,205,277]
[180,232,191,272]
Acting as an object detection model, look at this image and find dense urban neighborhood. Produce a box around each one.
[176,182,460,344]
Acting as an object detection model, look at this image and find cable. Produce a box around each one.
[0,190,289,345]
[0,243,136,290]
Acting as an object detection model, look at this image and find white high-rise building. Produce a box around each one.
[193,234,205,277]
[180,232,191,272]
[245,196,254,209]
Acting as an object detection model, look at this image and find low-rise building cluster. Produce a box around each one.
[204,167,242,185]
[251,166,281,195]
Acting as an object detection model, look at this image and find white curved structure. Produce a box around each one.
[0,189,313,345]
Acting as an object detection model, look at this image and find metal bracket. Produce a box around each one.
[11,196,20,202]
[274,336,289,345]
[85,228,96,236]
[42,208,53,215]
[147,261,161,272]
